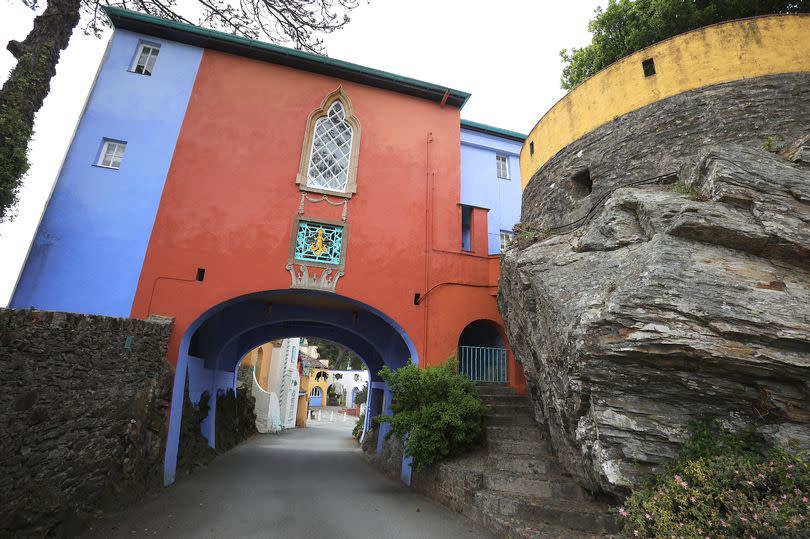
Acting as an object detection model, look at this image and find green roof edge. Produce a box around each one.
[102,6,471,108]
[460,119,526,142]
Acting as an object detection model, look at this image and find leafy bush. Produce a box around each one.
[618,418,810,538]
[352,413,365,441]
[668,179,705,201]
[355,383,368,407]
[560,0,809,90]
[377,360,484,472]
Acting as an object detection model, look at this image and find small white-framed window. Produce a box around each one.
[97,140,127,169]
[500,230,514,252]
[496,154,510,179]
[131,43,160,76]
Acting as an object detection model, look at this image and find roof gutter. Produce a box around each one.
[460,119,526,142]
[103,6,471,108]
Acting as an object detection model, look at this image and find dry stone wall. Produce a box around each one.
[0,309,173,536]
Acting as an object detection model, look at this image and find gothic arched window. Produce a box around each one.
[296,88,361,198]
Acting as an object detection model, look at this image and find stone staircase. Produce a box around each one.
[422,384,618,538]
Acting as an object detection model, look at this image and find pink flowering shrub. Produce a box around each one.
[617,418,809,538]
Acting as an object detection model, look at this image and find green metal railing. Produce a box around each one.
[458,346,507,382]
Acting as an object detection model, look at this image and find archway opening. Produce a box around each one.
[164,289,417,485]
[310,386,323,407]
[457,319,507,383]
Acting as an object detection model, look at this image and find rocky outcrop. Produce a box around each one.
[522,73,810,227]
[500,144,810,497]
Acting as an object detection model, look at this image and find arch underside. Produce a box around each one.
[165,289,416,485]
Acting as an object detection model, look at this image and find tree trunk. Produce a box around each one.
[0,0,82,222]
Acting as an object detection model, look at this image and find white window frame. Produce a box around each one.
[499,230,514,252]
[305,100,354,193]
[496,154,510,180]
[96,139,127,169]
[130,42,161,76]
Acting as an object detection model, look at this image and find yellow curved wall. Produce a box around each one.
[521,14,810,189]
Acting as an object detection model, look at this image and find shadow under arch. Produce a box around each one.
[165,289,418,485]
[457,318,506,349]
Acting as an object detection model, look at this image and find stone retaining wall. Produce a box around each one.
[0,309,173,536]
[522,72,810,227]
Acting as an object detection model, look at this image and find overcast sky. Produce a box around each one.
[0,0,605,306]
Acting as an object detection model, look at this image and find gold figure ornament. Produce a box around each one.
[309,229,329,257]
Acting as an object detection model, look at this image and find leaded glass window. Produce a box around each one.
[306,101,353,192]
[294,221,344,265]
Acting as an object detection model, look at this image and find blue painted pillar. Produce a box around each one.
[164,345,189,486]
[364,382,385,446]
[377,384,393,454]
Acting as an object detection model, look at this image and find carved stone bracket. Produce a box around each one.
[286,263,344,292]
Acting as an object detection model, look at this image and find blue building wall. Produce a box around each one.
[11,30,202,316]
[459,127,523,254]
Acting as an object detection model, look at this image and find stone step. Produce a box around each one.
[485,425,545,443]
[483,470,589,501]
[488,438,553,456]
[475,490,617,536]
[517,496,619,535]
[475,383,517,396]
[484,412,536,426]
[478,393,529,405]
[470,510,588,539]
[483,402,534,416]
[487,455,561,476]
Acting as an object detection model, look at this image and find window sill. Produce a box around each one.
[93,164,120,170]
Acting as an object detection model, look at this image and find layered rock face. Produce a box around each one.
[500,144,810,497]
[521,73,810,227]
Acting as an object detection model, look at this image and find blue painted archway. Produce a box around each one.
[164,289,417,485]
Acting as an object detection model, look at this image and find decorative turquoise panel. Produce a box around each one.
[294,221,344,265]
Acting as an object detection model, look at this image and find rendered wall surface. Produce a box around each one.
[0,309,173,536]
[460,128,522,254]
[129,47,511,377]
[520,14,810,189]
[10,30,202,317]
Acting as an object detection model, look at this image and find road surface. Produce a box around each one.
[84,415,492,538]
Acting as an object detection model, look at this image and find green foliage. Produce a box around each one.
[618,418,810,538]
[307,338,364,370]
[0,45,54,222]
[668,179,705,200]
[352,413,365,441]
[377,360,484,472]
[354,382,368,407]
[512,222,552,249]
[764,135,779,152]
[560,0,810,90]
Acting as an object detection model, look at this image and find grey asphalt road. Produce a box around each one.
[83,417,493,539]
